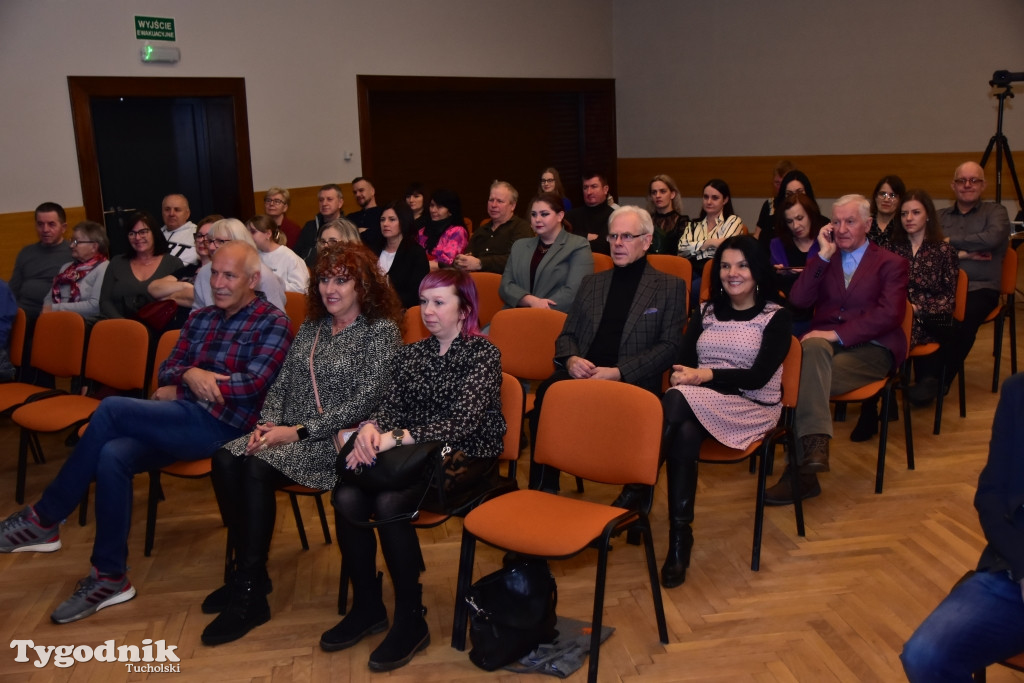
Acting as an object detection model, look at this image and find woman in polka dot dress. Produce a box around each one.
[660,235,792,588]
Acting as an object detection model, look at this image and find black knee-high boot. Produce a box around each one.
[661,456,697,588]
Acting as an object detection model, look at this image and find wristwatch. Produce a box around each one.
[295,425,309,441]
[392,428,404,446]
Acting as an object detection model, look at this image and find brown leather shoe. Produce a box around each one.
[764,467,821,506]
[799,434,830,473]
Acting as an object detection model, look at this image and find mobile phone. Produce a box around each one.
[826,228,835,243]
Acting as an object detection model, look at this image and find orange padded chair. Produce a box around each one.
[284,291,307,335]
[647,254,693,313]
[0,311,85,418]
[487,308,567,416]
[831,305,913,493]
[985,246,1018,392]
[975,651,1024,681]
[337,372,524,614]
[698,259,714,303]
[468,271,503,328]
[402,305,430,344]
[450,380,668,683]
[698,336,805,570]
[591,253,613,273]
[11,318,145,504]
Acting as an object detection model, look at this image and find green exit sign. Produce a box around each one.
[135,16,175,41]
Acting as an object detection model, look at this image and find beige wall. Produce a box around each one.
[0,0,613,215]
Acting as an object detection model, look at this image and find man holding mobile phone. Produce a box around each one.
[764,194,909,505]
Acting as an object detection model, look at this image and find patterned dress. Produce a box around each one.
[370,334,505,459]
[223,314,402,490]
[671,301,790,450]
[887,240,959,345]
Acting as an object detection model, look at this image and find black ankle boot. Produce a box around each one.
[660,523,694,588]
[202,575,273,614]
[850,400,879,442]
[200,574,271,646]
[368,583,429,671]
[320,572,388,652]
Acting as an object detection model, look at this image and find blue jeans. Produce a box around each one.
[902,570,1024,682]
[34,397,243,575]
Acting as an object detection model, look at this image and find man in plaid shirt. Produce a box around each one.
[0,242,293,624]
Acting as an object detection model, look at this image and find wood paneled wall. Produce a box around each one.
[618,152,980,199]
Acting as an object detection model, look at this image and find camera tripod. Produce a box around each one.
[980,81,1024,220]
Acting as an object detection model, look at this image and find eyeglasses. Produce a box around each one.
[954,177,984,187]
[606,233,644,243]
[70,239,96,247]
[264,197,286,206]
[127,228,151,238]
[877,191,899,200]
[540,178,555,185]
[318,238,341,247]
[195,232,211,244]
[210,238,231,247]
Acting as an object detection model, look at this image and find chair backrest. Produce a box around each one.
[1000,245,1018,296]
[699,259,714,303]
[284,291,307,335]
[469,272,503,328]
[402,306,430,344]
[31,311,86,378]
[535,380,662,485]
[151,328,182,390]
[780,336,803,409]
[9,308,27,368]
[954,269,968,322]
[488,308,567,380]
[592,253,613,273]
[499,372,524,462]
[647,254,692,292]
[85,319,150,391]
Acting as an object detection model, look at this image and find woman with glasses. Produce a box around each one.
[98,212,183,320]
[315,218,362,257]
[537,167,572,211]
[868,175,906,248]
[191,219,287,313]
[499,192,592,312]
[43,220,110,321]
[263,187,302,247]
[248,215,310,293]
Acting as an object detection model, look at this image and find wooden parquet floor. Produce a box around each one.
[1,322,1022,682]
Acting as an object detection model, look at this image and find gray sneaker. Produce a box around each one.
[0,506,61,553]
[51,568,136,624]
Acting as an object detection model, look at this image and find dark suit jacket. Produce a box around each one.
[499,229,593,312]
[789,242,909,368]
[384,238,430,309]
[555,261,686,393]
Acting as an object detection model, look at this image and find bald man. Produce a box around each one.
[938,161,1011,394]
[161,193,199,266]
[0,242,292,625]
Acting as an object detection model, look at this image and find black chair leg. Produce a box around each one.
[313,492,331,544]
[933,364,947,435]
[451,531,478,651]
[993,311,1005,393]
[288,492,310,551]
[959,363,967,418]
[902,363,915,471]
[875,386,893,494]
[144,471,161,556]
[15,429,29,504]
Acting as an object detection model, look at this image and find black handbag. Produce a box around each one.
[466,557,558,671]
[336,437,441,494]
[420,447,498,514]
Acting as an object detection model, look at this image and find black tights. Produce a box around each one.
[662,390,707,468]
[332,481,426,601]
[210,449,295,581]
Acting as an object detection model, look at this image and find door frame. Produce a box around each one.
[67,76,254,221]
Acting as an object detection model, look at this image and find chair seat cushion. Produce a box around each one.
[161,458,212,477]
[12,395,99,432]
[831,379,889,402]
[0,384,61,413]
[464,489,634,557]
[699,438,762,463]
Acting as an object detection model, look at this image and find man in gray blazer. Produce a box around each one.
[529,205,687,491]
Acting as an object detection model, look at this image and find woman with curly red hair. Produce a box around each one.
[200,243,403,646]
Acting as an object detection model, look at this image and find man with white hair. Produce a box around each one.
[765,194,908,505]
[0,242,292,625]
[529,205,686,493]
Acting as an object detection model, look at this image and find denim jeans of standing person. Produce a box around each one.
[32,396,243,575]
[901,570,1024,681]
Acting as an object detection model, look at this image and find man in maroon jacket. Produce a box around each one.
[765,194,908,505]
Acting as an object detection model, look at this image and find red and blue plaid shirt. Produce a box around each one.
[158,297,293,430]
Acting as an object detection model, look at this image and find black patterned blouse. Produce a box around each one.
[370,334,505,459]
[223,314,402,490]
[888,240,960,345]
